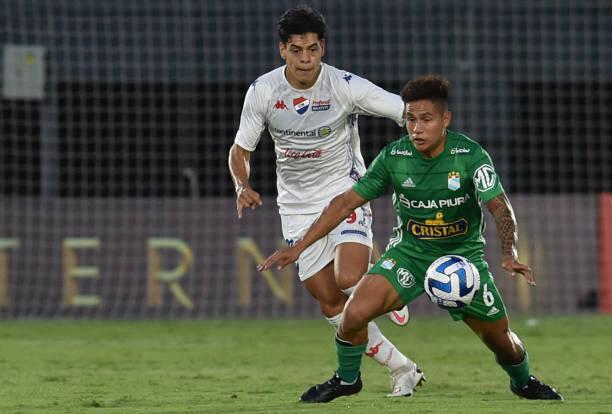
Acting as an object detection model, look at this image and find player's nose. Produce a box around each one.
[299,50,312,63]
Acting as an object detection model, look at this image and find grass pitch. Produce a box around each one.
[0,315,610,413]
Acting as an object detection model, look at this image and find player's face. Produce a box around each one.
[405,99,451,158]
[279,32,325,90]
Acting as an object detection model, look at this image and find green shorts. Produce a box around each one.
[369,247,507,322]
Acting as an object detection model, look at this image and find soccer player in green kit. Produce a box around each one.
[259,75,563,403]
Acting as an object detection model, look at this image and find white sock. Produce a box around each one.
[366,321,413,372]
[326,301,413,373]
[326,313,343,328]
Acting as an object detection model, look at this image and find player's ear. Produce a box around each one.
[320,39,326,58]
[443,110,452,128]
[279,42,287,61]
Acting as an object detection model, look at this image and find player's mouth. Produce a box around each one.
[412,137,426,145]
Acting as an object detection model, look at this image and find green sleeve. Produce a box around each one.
[470,147,505,203]
[352,150,391,201]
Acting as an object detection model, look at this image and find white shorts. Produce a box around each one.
[280,203,373,281]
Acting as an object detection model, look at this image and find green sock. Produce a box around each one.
[500,352,530,389]
[335,335,366,383]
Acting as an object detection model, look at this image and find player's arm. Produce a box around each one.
[485,193,535,286]
[258,189,367,271]
[230,79,266,219]
[228,143,262,219]
[347,74,405,126]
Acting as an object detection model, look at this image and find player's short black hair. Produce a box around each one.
[277,5,327,43]
[400,75,450,108]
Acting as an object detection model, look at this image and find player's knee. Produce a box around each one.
[341,301,371,334]
[335,271,363,291]
[317,293,346,318]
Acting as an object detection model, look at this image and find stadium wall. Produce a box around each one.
[0,195,599,318]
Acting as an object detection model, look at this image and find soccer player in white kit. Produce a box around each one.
[228,5,424,398]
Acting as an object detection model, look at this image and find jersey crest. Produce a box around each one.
[293,97,309,114]
[448,171,461,191]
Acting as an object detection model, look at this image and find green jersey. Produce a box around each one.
[353,130,504,261]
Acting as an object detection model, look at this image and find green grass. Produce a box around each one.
[0,315,611,413]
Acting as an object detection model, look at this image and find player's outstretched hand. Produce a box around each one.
[502,256,535,286]
[257,247,300,272]
[236,186,263,219]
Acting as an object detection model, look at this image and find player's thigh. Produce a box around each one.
[341,273,404,335]
[334,242,370,290]
[330,203,373,288]
[447,260,507,322]
[302,261,346,315]
[348,273,405,319]
[280,213,336,282]
[368,247,426,306]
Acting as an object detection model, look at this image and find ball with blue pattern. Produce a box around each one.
[424,255,480,308]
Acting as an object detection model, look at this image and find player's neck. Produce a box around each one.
[419,137,447,159]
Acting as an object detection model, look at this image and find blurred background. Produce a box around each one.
[0,0,610,318]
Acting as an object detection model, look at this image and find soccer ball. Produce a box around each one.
[424,255,480,308]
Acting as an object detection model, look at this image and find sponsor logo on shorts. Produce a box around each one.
[396,268,416,288]
[381,258,396,270]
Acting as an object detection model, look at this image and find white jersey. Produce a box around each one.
[234,63,404,214]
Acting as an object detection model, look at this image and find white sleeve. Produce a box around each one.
[234,82,267,151]
[347,74,405,127]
